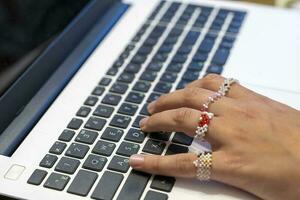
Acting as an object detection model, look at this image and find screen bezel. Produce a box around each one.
[0,0,122,155]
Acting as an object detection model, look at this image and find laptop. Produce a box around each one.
[0,0,300,199]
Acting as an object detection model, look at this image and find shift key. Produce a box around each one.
[116,170,151,200]
[91,171,123,200]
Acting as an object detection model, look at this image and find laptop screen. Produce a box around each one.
[0,0,91,96]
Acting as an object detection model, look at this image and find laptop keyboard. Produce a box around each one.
[27,1,246,199]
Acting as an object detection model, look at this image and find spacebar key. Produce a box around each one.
[91,171,123,200]
[117,170,151,200]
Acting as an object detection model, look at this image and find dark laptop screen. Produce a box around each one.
[0,0,91,96]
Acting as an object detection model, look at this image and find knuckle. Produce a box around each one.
[155,94,168,108]
[174,108,193,124]
[184,87,200,101]
[175,155,191,173]
[202,74,222,88]
[152,156,163,172]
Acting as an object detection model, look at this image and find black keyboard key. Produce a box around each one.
[118,72,135,83]
[49,141,67,155]
[27,169,47,186]
[76,106,91,118]
[206,64,223,74]
[83,154,107,172]
[44,173,70,191]
[93,104,114,118]
[160,72,177,83]
[145,191,168,200]
[67,118,83,130]
[108,156,130,173]
[206,32,218,40]
[187,62,204,71]
[102,93,122,106]
[164,36,178,44]
[166,62,183,73]
[126,92,145,104]
[158,44,173,53]
[125,63,141,74]
[147,61,163,71]
[40,154,58,168]
[220,41,233,49]
[58,129,75,142]
[147,92,161,103]
[172,54,187,63]
[67,170,98,196]
[149,132,171,141]
[92,86,105,96]
[138,46,153,55]
[140,70,157,82]
[84,96,98,106]
[106,67,118,76]
[172,132,193,145]
[154,82,172,93]
[131,54,147,64]
[110,82,128,94]
[99,77,112,86]
[177,45,192,54]
[75,129,98,144]
[84,117,106,131]
[165,143,189,155]
[133,81,151,93]
[198,39,214,53]
[151,175,175,192]
[211,48,230,65]
[116,142,140,157]
[120,51,130,60]
[65,143,89,159]
[118,103,138,116]
[91,171,123,200]
[140,103,150,116]
[183,31,200,44]
[132,115,146,128]
[182,70,200,81]
[55,157,80,174]
[144,37,158,46]
[169,27,183,36]
[193,52,208,62]
[153,53,168,62]
[113,59,124,68]
[116,170,151,200]
[176,80,189,90]
[92,140,116,156]
[125,128,147,143]
[101,127,124,142]
[223,35,236,43]
[143,139,166,155]
[110,115,131,129]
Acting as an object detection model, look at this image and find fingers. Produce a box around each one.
[140,107,226,147]
[147,87,233,116]
[129,153,198,178]
[129,152,226,182]
[185,74,244,99]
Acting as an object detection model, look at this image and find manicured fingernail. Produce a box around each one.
[129,154,144,168]
[139,117,148,128]
[147,101,156,114]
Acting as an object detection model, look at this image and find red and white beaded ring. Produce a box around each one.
[194,111,214,140]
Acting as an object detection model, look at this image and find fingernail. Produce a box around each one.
[139,117,148,128]
[129,154,144,168]
[147,101,156,114]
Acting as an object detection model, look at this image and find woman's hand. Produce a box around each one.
[129,74,300,200]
